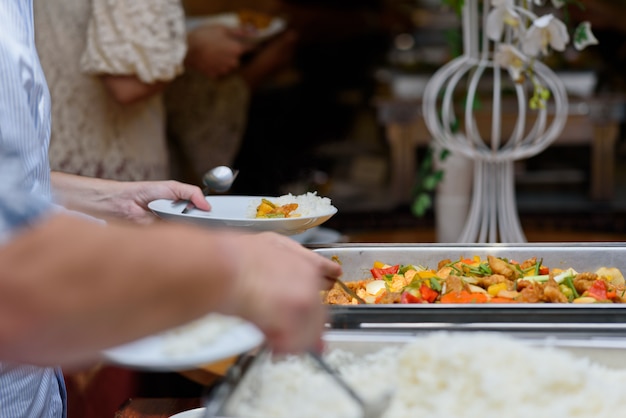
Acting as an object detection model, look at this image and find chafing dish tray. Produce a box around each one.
[312,243,626,333]
[202,329,626,418]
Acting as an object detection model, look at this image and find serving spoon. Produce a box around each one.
[202,165,239,194]
[181,165,239,214]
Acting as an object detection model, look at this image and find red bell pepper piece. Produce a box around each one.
[400,284,439,304]
[400,291,422,304]
[370,264,399,279]
[420,283,439,303]
[587,280,608,301]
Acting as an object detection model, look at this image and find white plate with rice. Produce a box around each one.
[148,193,338,235]
[101,314,263,372]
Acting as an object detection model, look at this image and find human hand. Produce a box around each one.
[106,180,211,224]
[185,24,255,79]
[218,232,342,354]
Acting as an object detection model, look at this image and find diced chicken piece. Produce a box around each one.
[542,279,569,303]
[389,274,410,293]
[324,286,355,305]
[573,273,598,295]
[377,292,403,304]
[478,274,512,289]
[516,282,542,303]
[444,275,467,294]
[519,257,538,271]
[488,255,520,280]
[436,266,454,280]
[404,270,418,281]
[437,259,451,270]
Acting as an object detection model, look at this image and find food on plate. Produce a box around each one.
[162,313,244,357]
[249,192,335,219]
[255,198,299,219]
[223,332,626,418]
[323,255,626,304]
[237,9,273,30]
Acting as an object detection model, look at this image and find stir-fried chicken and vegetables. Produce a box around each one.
[323,255,626,304]
[255,198,299,218]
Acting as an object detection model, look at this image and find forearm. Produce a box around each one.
[101,74,168,105]
[0,214,238,367]
[50,172,121,220]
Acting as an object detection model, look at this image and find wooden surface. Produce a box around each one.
[178,356,236,387]
[376,96,624,204]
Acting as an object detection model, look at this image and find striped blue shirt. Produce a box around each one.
[0,1,66,417]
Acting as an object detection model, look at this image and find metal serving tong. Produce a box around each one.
[308,351,391,418]
[326,255,368,304]
[202,349,259,418]
[202,346,391,418]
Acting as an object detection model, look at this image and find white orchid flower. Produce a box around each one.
[486,0,522,41]
[494,44,527,82]
[522,14,569,57]
[573,21,599,50]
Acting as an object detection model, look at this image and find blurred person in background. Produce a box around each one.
[36,0,297,185]
[165,18,298,184]
[35,0,253,182]
[1,8,341,418]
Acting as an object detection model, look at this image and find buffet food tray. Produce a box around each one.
[311,243,626,334]
[203,328,626,417]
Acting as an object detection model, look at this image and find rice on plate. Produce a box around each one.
[246,192,335,219]
[224,332,626,418]
[162,313,244,357]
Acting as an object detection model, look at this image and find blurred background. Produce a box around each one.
[181,0,626,241]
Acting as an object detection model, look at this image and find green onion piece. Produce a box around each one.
[429,277,442,292]
[554,268,577,284]
[520,275,550,283]
[559,284,574,301]
[563,275,580,298]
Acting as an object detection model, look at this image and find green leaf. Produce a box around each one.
[411,193,432,217]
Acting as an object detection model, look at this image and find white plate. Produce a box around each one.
[170,407,206,418]
[148,196,338,236]
[102,317,263,372]
[185,12,286,42]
